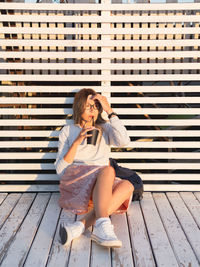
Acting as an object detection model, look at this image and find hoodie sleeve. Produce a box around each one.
[102,116,130,147]
[54,125,71,177]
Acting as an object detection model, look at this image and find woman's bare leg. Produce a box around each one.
[80,178,134,229]
[92,166,115,219]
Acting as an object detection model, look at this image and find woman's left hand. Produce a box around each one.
[91,94,113,114]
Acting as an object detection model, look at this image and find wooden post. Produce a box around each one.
[101,0,111,119]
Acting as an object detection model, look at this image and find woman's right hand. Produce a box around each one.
[74,126,94,146]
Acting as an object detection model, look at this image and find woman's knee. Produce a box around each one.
[98,166,115,181]
[122,180,134,194]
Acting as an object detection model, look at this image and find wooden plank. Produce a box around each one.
[1,3,200,11]
[2,108,200,116]
[0,174,59,181]
[0,193,36,264]
[2,162,200,170]
[1,129,200,138]
[0,193,21,229]
[140,192,179,267]
[0,131,59,137]
[90,234,111,267]
[2,62,200,70]
[2,38,200,47]
[2,151,200,160]
[1,26,200,35]
[167,192,200,262]
[0,193,51,267]
[141,174,200,181]
[3,140,200,149]
[2,120,200,127]
[0,193,8,205]
[144,184,200,192]
[127,130,200,137]
[111,152,200,159]
[1,14,200,23]
[0,86,200,93]
[67,216,91,267]
[194,192,200,202]
[127,202,155,267]
[0,152,57,160]
[2,96,200,104]
[23,193,60,267]
[180,192,200,228]
[111,213,134,267]
[0,50,198,58]
[0,173,200,182]
[1,74,200,82]
[153,193,199,267]
[0,185,59,193]
[47,210,75,267]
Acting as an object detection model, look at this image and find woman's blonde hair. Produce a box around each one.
[73,88,107,126]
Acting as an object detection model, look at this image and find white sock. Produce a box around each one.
[95,217,110,227]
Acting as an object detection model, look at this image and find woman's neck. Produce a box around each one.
[80,120,93,128]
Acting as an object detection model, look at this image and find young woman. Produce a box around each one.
[54,88,134,248]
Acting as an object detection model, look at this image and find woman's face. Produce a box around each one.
[81,95,99,126]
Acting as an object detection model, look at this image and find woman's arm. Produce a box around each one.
[54,125,71,176]
[102,116,130,147]
[63,125,93,163]
[91,94,130,147]
[54,124,94,176]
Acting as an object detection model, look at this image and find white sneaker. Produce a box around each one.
[59,221,85,246]
[91,218,122,248]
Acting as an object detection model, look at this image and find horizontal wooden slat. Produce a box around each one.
[128,130,200,137]
[1,26,200,35]
[1,183,199,192]
[0,174,58,181]
[0,130,200,138]
[0,131,59,137]
[0,86,200,93]
[1,162,200,170]
[1,63,200,71]
[2,97,200,104]
[1,173,200,181]
[1,119,200,127]
[1,96,200,104]
[0,51,198,58]
[1,152,200,160]
[0,185,59,192]
[1,108,200,115]
[2,74,200,82]
[1,3,200,11]
[0,152,57,159]
[0,141,200,148]
[2,39,200,47]
[141,174,200,181]
[1,14,200,23]
[0,184,199,192]
[144,184,200,192]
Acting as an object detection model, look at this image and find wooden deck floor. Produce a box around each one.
[0,192,200,267]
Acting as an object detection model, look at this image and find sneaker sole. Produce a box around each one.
[91,233,122,248]
[59,223,68,245]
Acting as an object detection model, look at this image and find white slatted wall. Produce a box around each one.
[0,2,200,192]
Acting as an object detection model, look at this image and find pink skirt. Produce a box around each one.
[59,164,132,215]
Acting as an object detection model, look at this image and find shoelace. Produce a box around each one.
[100,221,116,237]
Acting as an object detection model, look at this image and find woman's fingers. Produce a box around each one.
[93,94,111,113]
[81,127,94,136]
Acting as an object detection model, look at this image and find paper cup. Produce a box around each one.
[87,128,99,145]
